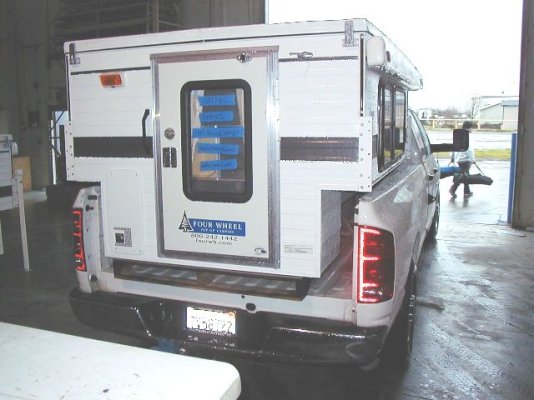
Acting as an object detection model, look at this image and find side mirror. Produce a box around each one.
[430,128,470,153]
[452,128,469,151]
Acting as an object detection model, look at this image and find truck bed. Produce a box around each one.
[113,229,353,301]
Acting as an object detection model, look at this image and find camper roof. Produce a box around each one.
[65,18,422,91]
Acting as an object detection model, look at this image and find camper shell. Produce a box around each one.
[65,19,441,366]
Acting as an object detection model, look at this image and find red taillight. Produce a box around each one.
[72,208,86,272]
[357,226,394,303]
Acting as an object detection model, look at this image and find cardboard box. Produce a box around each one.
[12,156,31,192]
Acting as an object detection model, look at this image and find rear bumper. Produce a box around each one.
[69,288,387,366]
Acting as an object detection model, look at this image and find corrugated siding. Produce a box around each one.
[279,161,358,277]
[279,60,360,137]
[69,35,366,278]
[277,59,360,275]
[70,70,152,137]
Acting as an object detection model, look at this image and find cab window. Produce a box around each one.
[409,111,432,156]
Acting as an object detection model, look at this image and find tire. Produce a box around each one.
[428,191,440,240]
[383,270,417,367]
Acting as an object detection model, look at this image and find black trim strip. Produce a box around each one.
[279,56,359,63]
[71,66,150,76]
[280,137,359,162]
[0,185,13,198]
[73,137,153,158]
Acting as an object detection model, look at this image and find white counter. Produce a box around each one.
[0,322,241,400]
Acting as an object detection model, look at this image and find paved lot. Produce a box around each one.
[1,160,532,399]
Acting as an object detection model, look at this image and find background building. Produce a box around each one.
[479,99,519,130]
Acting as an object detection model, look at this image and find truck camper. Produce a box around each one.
[66,19,467,367]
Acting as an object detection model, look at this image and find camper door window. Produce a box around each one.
[181,79,253,203]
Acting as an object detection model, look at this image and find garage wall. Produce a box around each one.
[513,0,534,229]
[0,0,265,190]
[182,0,265,28]
[0,2,20,137]
[0,0,59,189]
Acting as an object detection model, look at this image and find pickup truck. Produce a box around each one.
[66,19,467,368]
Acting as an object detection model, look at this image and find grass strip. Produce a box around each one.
[435,149,510,161]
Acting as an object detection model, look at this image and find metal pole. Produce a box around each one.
[14,170,30,271]
[508,132,517,224]
[0,218,4,255]
[512,0,534,229]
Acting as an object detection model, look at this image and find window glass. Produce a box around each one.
[181,80,252,203]
[413,112,432,155]
[409,114,425,152]
[378,81,408,171]
[394,91,406,159]
[382,87,393,168]
[372,135,378,159]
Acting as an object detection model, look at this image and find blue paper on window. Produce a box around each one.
[192,126,244,139]
[197,143,240,155]
[200,159,238,171]
[198,95,236,107]
[199,111,234,123]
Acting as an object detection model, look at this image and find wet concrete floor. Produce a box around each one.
[1,160,532,399]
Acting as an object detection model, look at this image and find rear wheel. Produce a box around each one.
[383,270,417,366]
[428,191,440,240]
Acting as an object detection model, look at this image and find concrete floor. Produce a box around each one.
[1,160,533,400]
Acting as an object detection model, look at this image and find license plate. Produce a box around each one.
[186,307,236,336]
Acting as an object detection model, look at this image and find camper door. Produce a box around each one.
[152,47,279,267]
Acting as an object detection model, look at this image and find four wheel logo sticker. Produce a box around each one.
[179,212,246,237]
[179,213,194,232]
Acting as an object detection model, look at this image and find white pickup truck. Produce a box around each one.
[66,19,467,368]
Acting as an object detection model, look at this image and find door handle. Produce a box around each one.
[141,109,151,156]
[433,167,439,173]
[428,194,436,204]
[427,174,434,181]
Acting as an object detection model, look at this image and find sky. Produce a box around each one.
[267,0,523,111]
